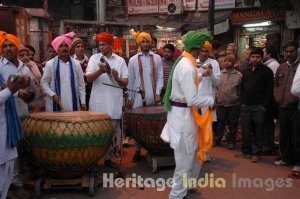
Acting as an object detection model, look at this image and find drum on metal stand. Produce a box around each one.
[125,106,175,172]
[22,111,114,197]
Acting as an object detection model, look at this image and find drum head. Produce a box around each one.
[28,111,111,121]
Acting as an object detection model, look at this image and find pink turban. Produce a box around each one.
[95,32,114,46]
[51,31,75,53]
[0,31,21,53]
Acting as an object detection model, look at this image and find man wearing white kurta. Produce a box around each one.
[127,34,163,108]
[41,32,86,112]
[161,31,214,199]
[86,32,128,168]
[196,41,220,120]
[0,32,32,199]
[127,32,163,162]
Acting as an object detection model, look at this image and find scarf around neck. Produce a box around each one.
[163,51,213,163]
[0,74,23,147]
[53,56,78,111]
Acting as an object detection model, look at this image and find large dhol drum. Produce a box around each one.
[125,106,173,156]
[22,111,114,179]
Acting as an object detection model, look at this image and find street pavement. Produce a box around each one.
[10,141,300,199]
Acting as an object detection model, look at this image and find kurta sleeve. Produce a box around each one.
[155,55,164,95]
[127,58,135,100]
[210,61,221,87]
[41,62,56,97]
[0,88,12,106]
[120,59,128,78]
[86,54,99,75]
[75,61,86,104]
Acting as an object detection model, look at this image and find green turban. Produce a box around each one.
[182,31,212,51]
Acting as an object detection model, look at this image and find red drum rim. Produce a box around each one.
[126,105,167,114]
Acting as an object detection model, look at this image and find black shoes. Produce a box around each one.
[132,151,141,162]
[187,188,201,196]
[227,143,235,150]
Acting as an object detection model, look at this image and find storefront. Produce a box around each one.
[230,9,284,56]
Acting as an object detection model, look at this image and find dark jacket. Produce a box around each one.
[240,63,274,109]
[274,60,299,108]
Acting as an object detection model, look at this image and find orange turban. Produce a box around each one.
[0,31,21,53]
[203,41,212,53]
[96,32,114,46]
[135,32,152,44]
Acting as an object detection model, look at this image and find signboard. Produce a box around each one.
[198,0,235,11]
[127,0,231,14]
[127,0,183,15]
[231,9,284,24]
[183,0,197,11]
[286,11,300,29]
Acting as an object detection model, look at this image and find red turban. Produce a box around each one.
[0,31,21,53]
[95,32,114,46]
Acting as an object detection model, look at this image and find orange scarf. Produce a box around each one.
[182,51,213,164]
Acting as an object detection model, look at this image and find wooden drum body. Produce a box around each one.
[125,106,173,156]
[22,111,114,179]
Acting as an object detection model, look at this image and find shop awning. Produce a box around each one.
[25,8,51,19]
[182,10,232,30]
[115,10,231,31]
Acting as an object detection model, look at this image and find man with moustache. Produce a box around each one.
[274,41,300,167]
[41,32,86,112]
[86,32,128,168]
[127,32,164,162]
[0,32,34,199]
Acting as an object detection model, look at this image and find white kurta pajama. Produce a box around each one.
[0,58,34,189]
[41,56,86,112]
[86,53,128,158]
[162,57,214,199]
[127,51,163,108]
[0,88,17,199]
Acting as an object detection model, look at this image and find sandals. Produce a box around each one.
[288,171,300,179]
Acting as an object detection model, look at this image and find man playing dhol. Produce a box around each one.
[41,32,86,112]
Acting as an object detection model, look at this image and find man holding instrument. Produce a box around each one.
[41,32,86,112]
[161,30,214,199]
[126,31,164,162]
[86,32,128,168]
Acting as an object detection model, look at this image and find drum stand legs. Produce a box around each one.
[34,172,96,198]
[113,110,144,190]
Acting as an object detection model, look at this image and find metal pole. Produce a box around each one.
[98,0,105,24]
[208,0,215,36]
